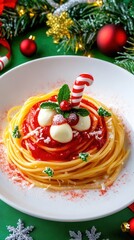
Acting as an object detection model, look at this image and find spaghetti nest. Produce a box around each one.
[3,89,130,191]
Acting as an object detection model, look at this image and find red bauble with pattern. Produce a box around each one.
[129,218,134,236]
[20,38,37,57]
[96,24,127,56]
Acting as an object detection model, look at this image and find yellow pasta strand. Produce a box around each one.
[3,89,130,191]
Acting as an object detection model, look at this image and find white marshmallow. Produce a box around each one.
[38,108,56,127]
[73,115,91,131]
[50,123,73,143]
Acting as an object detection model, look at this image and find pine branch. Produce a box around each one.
[58,0,134,53]
[115,37,134,74]
[0,0,53,39]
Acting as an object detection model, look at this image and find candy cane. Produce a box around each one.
[71,73,94,107]
[0,39,11,71]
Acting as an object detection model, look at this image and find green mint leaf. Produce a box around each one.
[57,84,70,104]
[40,102,58,110]
[73,108,89,117]
[63,112,70,118]
[79,152,89,162]
[43,167,54,177]
[98,107,111,117]
[55,107,70,118]
[12,126,21,138]
[55,107,62,114]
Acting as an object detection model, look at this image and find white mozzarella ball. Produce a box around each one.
[38,108,56,127]
[73,115,91,131]
[50,123,73,143]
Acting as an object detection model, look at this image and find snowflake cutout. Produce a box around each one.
[69,226,110,240]
[69,230,82,240]
[6,219,34,240]
[86,226,101,240]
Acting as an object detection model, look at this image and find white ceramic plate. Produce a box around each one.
[0,56,134,222]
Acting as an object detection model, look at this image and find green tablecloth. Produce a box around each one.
[0,27,134,240]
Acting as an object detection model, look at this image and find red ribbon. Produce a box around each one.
[128,203,134,213]
[0,0,18,15]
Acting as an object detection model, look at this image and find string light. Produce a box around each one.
[95,0,102,6]
[16,6,25,16]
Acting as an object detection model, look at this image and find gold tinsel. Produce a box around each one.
[46,12,73,43]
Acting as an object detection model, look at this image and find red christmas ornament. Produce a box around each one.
[121,218,134,236]
[96,24,128,56]
[20,36,37,57]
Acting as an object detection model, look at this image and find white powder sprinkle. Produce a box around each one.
[101,183,106,191]
[89,130,102,136]
[44,137,51,144]
[53,114,66,124]
[73,130,79,137]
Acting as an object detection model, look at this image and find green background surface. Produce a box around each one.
[0,27,134,240]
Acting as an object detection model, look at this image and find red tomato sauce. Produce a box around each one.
[21,97,107,161]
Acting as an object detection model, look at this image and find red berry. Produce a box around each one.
[60,100,72,111]
[67,113,79,126]
[52,114,67,125]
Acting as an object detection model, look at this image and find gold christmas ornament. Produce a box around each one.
[46,12,73,43]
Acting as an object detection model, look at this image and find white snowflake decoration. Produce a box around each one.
[86,226,101,240]
[69,230,82,240]
[6,219,34,240]
[69,226,109,240]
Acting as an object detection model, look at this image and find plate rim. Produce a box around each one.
[0,55,134,222]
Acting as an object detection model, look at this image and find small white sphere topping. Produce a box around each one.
[73,115,91,131]
[38,108,56,127]
[50,123,73,143]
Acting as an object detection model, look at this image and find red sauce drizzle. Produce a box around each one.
[21,97,107,161]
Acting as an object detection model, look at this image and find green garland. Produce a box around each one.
[115,38,134,74]
[0,0,134,74]
[0,0,52,39]
[65,0,134,51]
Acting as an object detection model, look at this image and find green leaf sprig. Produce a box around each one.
[57,84,70,104]
[79,152,89,162]
[40,84,89,117]
[43,167,54,177]
[12,126,21,138]
[97,107,111,117]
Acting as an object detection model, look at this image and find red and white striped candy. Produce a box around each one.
[0,39,11,71]
[0,56,9,71]
[71,73,94,107]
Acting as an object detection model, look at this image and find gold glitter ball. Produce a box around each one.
[46,12,73,43]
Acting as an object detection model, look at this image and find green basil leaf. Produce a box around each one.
[98,107,111,117]
[55,107,70,118]
[43,167,54,177]
[40,102,58,110]
[57,84,70,104]
[63,112,70,118]
[73,108,89,116]
[12,126,21,138]
[55,107,62,114]
[79,152,89,162]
